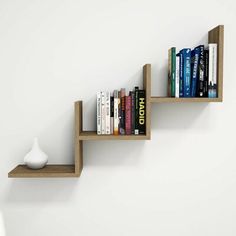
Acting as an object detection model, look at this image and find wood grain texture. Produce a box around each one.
[75,101,83,176]
[151,97,222,103]
[8,165,76,178]
[79,131,149,140]
[208,25,224,101]
[143,64,151,139]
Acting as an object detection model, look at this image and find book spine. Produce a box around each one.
[105,91,110,134]
[113,90,119,135]
[168,49,172,97]
[191,47,200,97]
[208,44,217,98]
[110,95,114,134]
[134,86,139,135]
[175,54,180,98]
[97,92,102,135]
[101,91,106,134]
[197,45,205,97]
[171,47,176,97]
[131,91,135,134]
[183,49,191,97]
[125,96,132,135]
[120,88,126,135]
[204,50,209,97]
[138,90,146,135]
[179,52,184,97]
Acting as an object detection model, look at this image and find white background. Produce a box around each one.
[0,0,236,235]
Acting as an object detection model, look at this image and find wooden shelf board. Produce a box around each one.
[150,97,222,103]
[79,131,150,140]
[8,165,78,178]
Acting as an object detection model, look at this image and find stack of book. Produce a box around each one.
[168,44,217,98]
[97,87,146,135]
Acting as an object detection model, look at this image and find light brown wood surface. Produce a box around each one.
[150,97,222,103]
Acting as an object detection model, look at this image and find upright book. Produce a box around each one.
[125,95,132,135]
[110,95,114,134]
[191,47,200,97]
[105,91,110,134]
[138,90,146,135]
[96,92,102,135]
[134,86,139,135]
[197,45,205,97]
[175,54,180,98]
[113,90,120,135]
[168,47,176,97]
[120,88,126,134]
[208,44,217,98]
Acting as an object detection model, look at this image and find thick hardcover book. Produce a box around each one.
[180,48,191,97]
[110,95,114,134]
[179,52,184,97]
[97,92,102,135]
[168,49,172,97]
[204,49,209,97]
[120,88,126,135]
[191,47,200,97]
[101,91,106,134]
[171,47,176,97]
[196,45,205,97]
[134,86,139,135]
[125,96,132,135]
[131,91,135,134]
[175,55,180,98]
[138,90,146,135]
[208,44,217,98]
[113,90,120,135]
[105,91,110,134]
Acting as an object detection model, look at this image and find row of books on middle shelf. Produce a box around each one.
[97,87,146,135]
[168,44,218,98]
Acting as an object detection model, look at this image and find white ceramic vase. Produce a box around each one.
[24,138,48,169]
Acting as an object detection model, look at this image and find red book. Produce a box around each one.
[125,95,132,135]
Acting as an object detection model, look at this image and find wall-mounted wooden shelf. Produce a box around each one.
[8,25,224,178]
[8,165,77,178]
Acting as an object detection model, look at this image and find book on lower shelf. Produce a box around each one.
[167,43,218,99]
[96,87,146,136]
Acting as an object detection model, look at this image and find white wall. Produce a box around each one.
[0,0,236,235]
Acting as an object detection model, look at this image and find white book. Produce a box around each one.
[175,55,180,98]
[96,92,102,135]
[208,44,217,98]
[113,90,119,135]
[105,91,110,134]
[101,91,106,134]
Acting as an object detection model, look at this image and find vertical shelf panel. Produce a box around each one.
[143,64,151,139]
[75,101,83,176]
[208,25,224,101]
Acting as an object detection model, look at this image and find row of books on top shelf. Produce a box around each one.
[97,87,146,135]
[168,44,217,98]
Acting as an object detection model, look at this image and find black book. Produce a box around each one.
[204,49,209,97]
[134,86,139,135]
[138,90,146,135]
[110,96,114,134]
[130,91,135,135]
[197,45,205,97]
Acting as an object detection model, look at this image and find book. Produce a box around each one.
[105,91,110,134]
[208,44,217,98]
[175,54,180,98]
[168,48,172,97]
[125,95,132,135]
[101,91,106,134]
[110,95,114,134]
[138,90,146,135]
[113,90,120,135]
[196,45,205,97]
[191,47,200,97]
[179,52,184,97]
[180,48,191,97]
[120,88,126,135]
[204,50,209,97]
[134,86,139,135]
[96,92,102,135]
[131,91,135,134]
[171,47,176,97]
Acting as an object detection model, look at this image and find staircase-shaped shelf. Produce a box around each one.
[8,25,224,178]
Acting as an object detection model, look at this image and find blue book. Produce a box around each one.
[180,48,191,97]
[178,52,184,97]
[191,47,200,97]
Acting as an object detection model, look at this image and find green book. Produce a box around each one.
[171,47,176,97]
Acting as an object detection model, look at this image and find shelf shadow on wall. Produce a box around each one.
[151,103,211,130]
